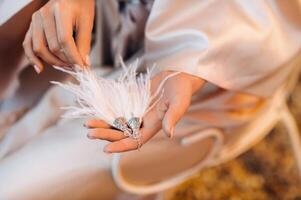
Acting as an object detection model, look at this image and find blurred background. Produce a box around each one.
[165,78,301,200]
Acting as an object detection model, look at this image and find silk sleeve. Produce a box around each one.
[144,0,301,96]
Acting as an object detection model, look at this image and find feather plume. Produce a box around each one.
[51,59,180,143]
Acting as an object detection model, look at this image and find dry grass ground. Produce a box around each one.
[166,77,301,200]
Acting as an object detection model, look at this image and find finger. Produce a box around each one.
[23,24,44,73]
[87,128,126,141]
[32,12,67,67]
[75,7,94,66]
[84,119,110,129]
[54,3,84,67]
[105,104,162,153]
[104,138,139,153]
[104,126,159,153]
[162,93,192,138]
[39,8,69,64]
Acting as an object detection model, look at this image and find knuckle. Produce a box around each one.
[54,2,64,12]
[25,55,33,64]
[58,35,68,45]
[22,38,31,49]
[39,7,47,17]
[49,44,60,53]
[32,12,38,20]
[22,40,28,48]
[130,140,140,150]
[33,45,43,55]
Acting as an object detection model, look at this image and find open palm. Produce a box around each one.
[85,71,205,153]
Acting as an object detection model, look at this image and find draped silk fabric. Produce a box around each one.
[0,0,301,199]
[145,0,301,97]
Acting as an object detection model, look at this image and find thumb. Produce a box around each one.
[76,14,94,67]
[162,94,192,138]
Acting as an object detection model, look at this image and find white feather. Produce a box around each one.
[51,59,180,140]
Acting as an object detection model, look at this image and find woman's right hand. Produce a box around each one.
[23,0,95,73]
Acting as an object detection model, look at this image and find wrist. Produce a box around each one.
[154,71,205,94]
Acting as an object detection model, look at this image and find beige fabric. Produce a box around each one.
[145,0,301,97]
[0,0,301,199]
[144,0,301,130]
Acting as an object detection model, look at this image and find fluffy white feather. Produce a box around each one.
[51,60,180,142]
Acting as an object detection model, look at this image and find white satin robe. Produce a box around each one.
[0,0,301,199]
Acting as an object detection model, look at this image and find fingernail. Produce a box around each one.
[33,65,41,74]
[85,55,91,66]
[87,133,96,139]
[104,147,111,154]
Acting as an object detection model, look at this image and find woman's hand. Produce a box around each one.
[85,71,205,153]
[23,0,95,73]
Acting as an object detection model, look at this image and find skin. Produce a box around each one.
[23,0,95,73]
[85,71,205,153]
[21,0,206,153]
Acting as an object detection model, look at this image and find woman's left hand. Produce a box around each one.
[85,71,205,153]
